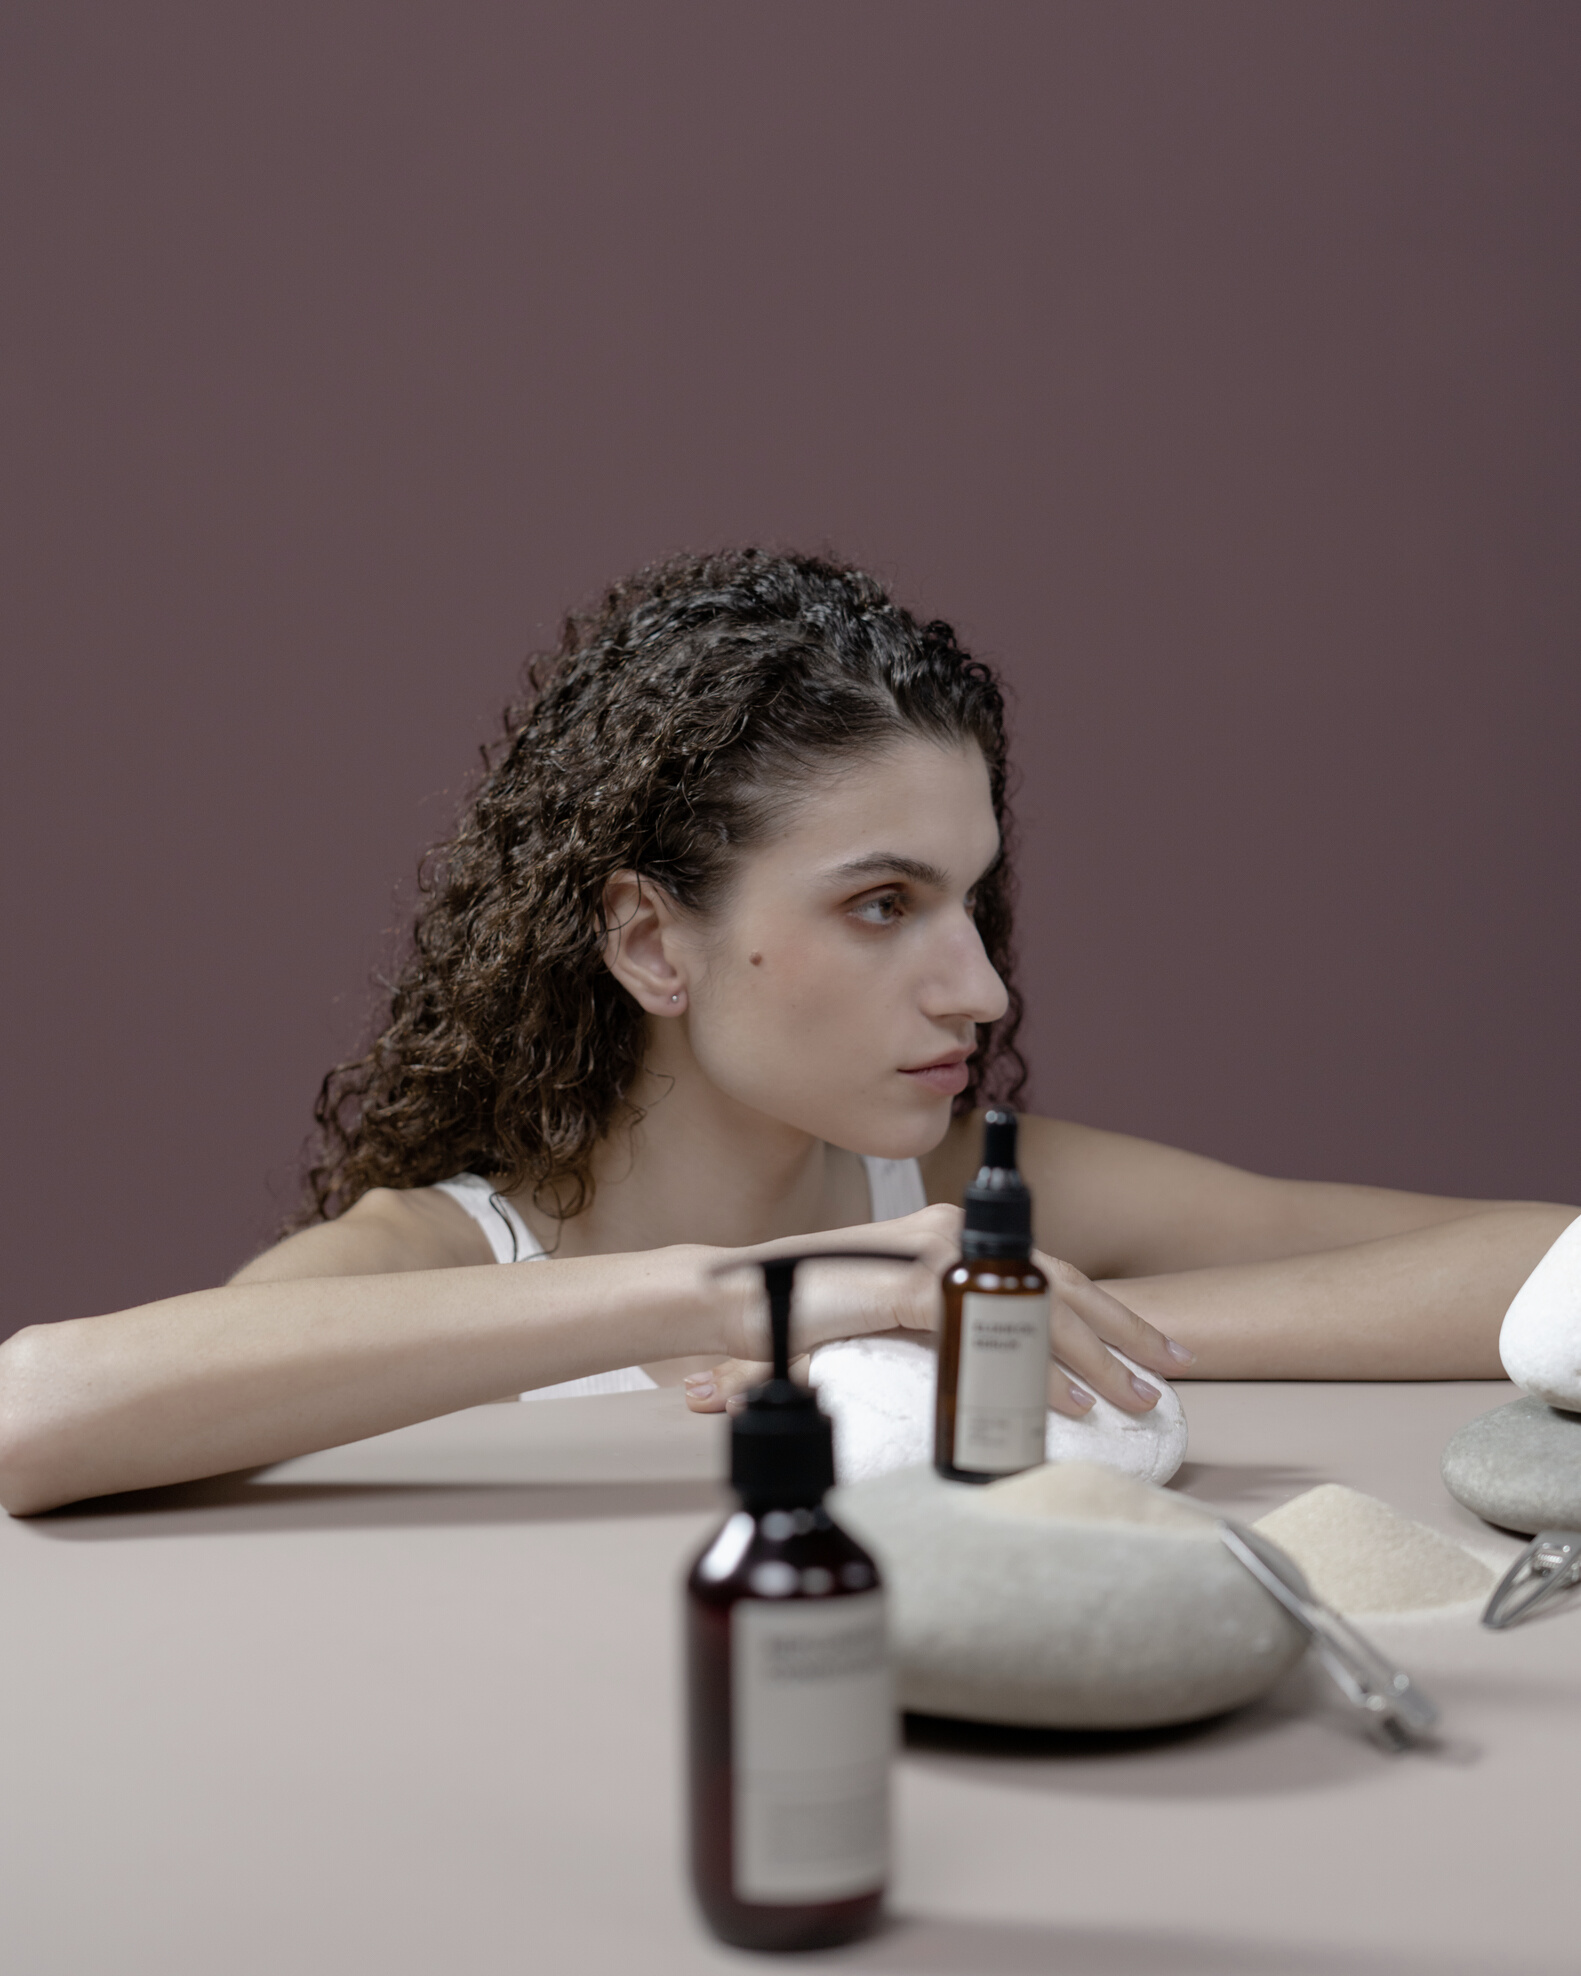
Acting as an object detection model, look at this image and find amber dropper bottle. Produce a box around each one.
[934,1108,1051,1483]
[687,1250,910,1953]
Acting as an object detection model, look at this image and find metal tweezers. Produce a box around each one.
[1218,1521,1440,1751]
[1482,1531,1581,1630]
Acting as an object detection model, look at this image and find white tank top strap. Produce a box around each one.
[860,1154,929,1221]
[429,1173,540,1266]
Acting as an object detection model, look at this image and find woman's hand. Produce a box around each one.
[1035,1256,1195,1413]
[686,1205,1194,1413]
[708,1204,962,1359]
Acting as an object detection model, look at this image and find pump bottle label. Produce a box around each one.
[953,1291,1050,1473]
[730,1590,890,1902]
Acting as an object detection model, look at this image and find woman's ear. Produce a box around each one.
[600,871,690,1014]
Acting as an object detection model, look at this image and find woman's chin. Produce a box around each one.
[837,1094,956,1163]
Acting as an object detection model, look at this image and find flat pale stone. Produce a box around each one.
[808,1334,1187,1488]
[1500,1215,1581,1408]
[832,1463,1306,1729]
[1441,1396,1581,1536]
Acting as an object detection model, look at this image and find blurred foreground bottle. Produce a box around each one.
[687,1252,907,1952]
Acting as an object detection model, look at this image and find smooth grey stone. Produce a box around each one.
[1441,1397,1581,1535]
[832,1466,1307,1730]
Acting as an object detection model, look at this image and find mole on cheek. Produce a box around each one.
[749,952,763,966]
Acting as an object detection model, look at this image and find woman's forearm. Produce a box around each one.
[0,1248,726,1516]
[1106,1203,1578,1380]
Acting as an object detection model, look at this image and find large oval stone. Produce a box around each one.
[832,1464,1307,1729]
[1441,1396,1581,1535]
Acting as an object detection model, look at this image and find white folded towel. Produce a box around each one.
[807,1334,1188,1487]
[1500,1215,1581,1410]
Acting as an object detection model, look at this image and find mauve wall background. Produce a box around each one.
[3,3,1578,1339]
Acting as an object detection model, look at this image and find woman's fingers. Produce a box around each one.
[701,1221,1187,1426]
[1047,1300,1159,1412]
[1046,1365,1100,1419]
[1046,1258,1192,1375]
[684,1358,764,1411]
[1036,1255,1190,1414]
[684,1355,810,1413]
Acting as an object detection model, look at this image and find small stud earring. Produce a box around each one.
[670,993,681,1003]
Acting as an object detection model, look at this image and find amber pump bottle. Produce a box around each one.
[934,1108,1051,1482]
[687,1250,910,1954]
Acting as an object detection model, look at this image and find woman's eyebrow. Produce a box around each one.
[826,854,952,889]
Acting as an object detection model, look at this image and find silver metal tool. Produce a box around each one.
[1218,1521,1440,1751]
[1482,1531,1581,1630]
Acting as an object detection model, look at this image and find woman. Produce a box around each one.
[0,549,1571,1515]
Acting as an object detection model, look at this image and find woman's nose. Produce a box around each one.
[928,913,1009,1026]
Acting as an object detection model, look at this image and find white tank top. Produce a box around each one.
[430,1155,930,1401]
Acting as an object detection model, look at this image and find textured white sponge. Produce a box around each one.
[807,1333,1188,1487]
[1500,1214,1581,1410]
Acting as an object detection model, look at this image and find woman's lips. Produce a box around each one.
[900,1057,971,1097]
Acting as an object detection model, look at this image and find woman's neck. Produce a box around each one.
[506,1061,872,1259]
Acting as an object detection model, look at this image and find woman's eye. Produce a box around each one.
[851,892,905,925]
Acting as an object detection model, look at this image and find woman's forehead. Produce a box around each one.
[753,739,999,880]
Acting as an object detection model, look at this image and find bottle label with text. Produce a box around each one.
[954,1290,1050,1473]
[731,1590,890,1904]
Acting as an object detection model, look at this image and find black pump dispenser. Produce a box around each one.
[961,1108,1033,1259]
[689,1248,912,1952]
[730,1251,918,1509]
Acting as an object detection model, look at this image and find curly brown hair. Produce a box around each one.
[301,547,1027,1226]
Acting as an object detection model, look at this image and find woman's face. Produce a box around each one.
[673,736,1009,1158]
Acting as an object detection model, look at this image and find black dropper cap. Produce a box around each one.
[961,1108,1033,1259]
[727,1250,919,1511]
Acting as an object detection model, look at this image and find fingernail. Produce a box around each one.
[725,1395,746,1415]
[1130,1373,1160,1404]
[1067,1382,1095,1412]
[1164,1336,1195,1365]
[684,1375,715,1399]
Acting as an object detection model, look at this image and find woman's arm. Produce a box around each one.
[0,1239,729,1518]
[923,1113,1557,1278]
[1007,1116,1577,1375]
[692,1120,1574,1416]
[0,1195,973,1517]
[681,1203,1577,1413]
[0,1189,749,1516]
[1103,1202,1578,1380]
[916,1111,1579,1381]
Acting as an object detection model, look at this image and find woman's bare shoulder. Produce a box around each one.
[928,1111,1506,1280]
[923,1112,1290,1277]
[230,1185,495,1284]
[921,1112,1129,1272]
[921,1110,1105,1194]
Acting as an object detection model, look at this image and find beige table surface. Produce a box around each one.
[4,1378,1576,1976]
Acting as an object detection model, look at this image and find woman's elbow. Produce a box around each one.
[0,1324,85,1516]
